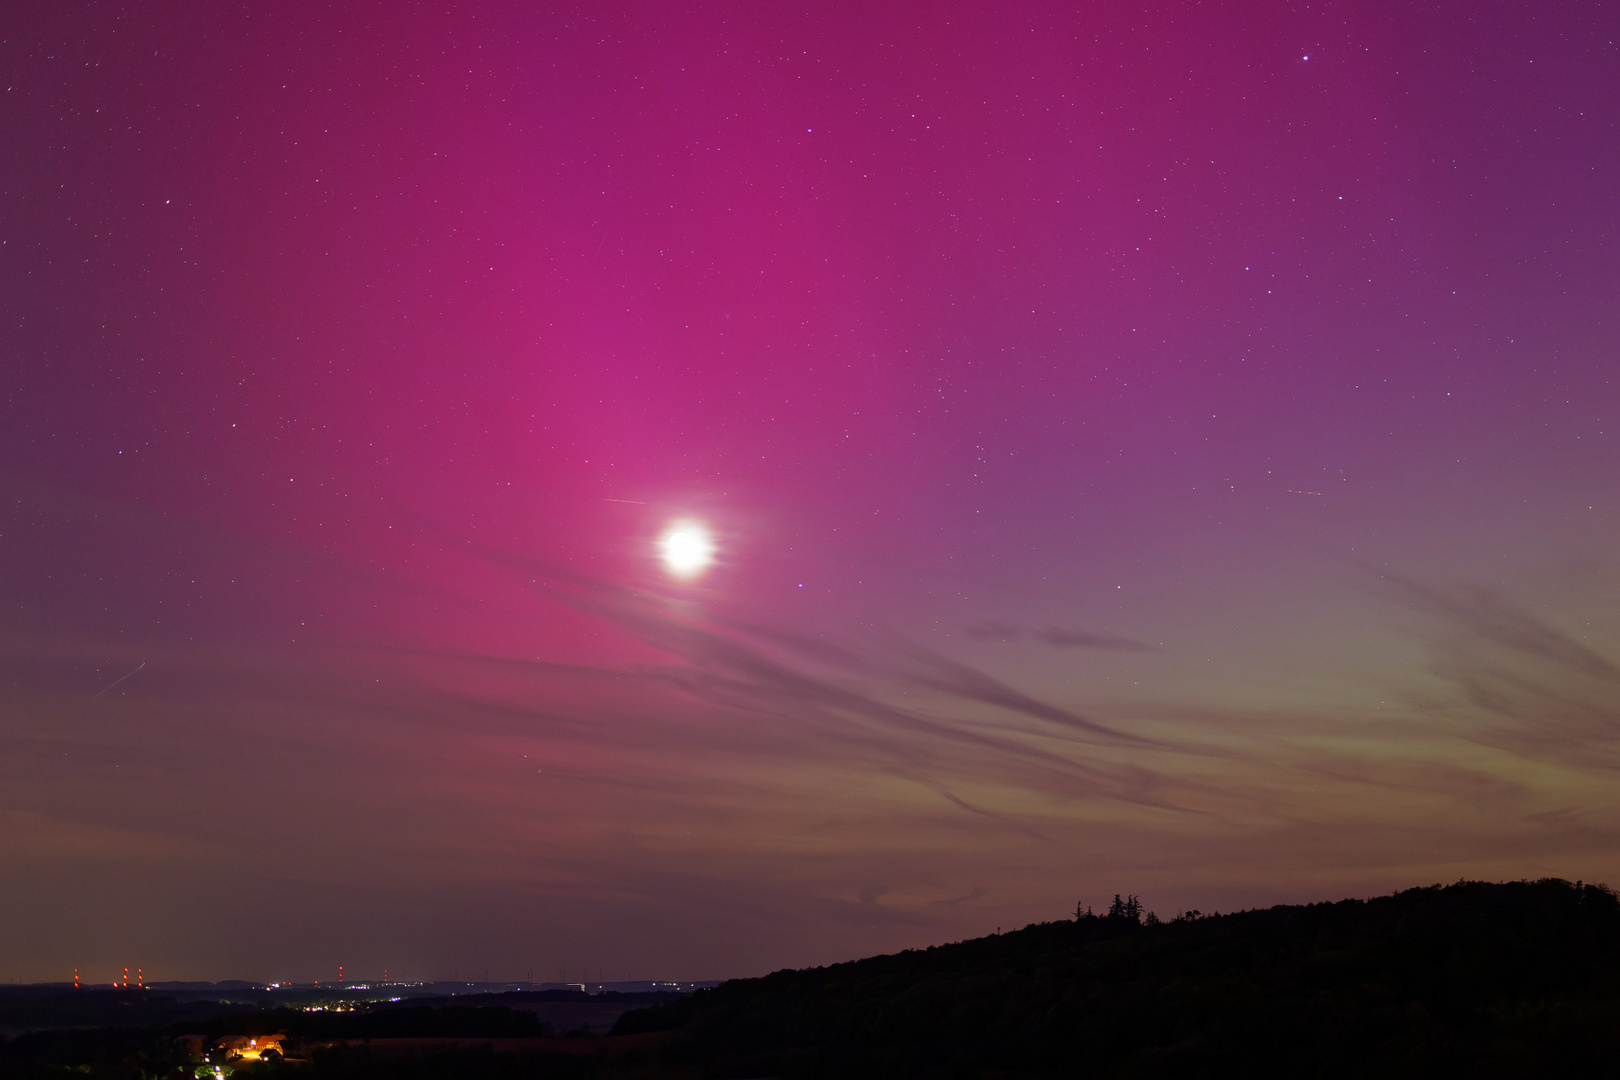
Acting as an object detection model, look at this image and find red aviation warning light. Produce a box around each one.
[137,968,144,989]
[122,968,129,988]
[73,969,79,989]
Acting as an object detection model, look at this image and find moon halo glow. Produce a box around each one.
[658,521,716,579]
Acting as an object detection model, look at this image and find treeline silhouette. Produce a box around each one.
[0,989,222,1033]
[614,878,1620,1077]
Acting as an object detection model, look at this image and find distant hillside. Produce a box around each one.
[0,990,238,1036]
[614,879,1620,1077]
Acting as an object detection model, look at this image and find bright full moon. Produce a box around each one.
[658,521,715,579]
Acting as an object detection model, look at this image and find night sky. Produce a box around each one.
[4,1,1620,985]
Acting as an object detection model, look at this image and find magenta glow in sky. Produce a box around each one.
[3,1,1619,983]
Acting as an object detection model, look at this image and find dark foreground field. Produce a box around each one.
[6,879,1620,1078]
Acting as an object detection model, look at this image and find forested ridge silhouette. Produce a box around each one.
[613,878,1620,1077]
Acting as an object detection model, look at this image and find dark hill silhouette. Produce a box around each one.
[613,878,1620,1077]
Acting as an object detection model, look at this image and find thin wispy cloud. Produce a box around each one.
[8,498,1620,977]
[966,622,1157,652]
[1377,573,1620,770]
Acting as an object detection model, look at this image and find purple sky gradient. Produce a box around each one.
[3,1,1620,984]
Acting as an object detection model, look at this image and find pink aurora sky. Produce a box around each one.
[3,1,1620,983]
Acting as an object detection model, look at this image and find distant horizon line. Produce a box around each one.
[4,978,725,993]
